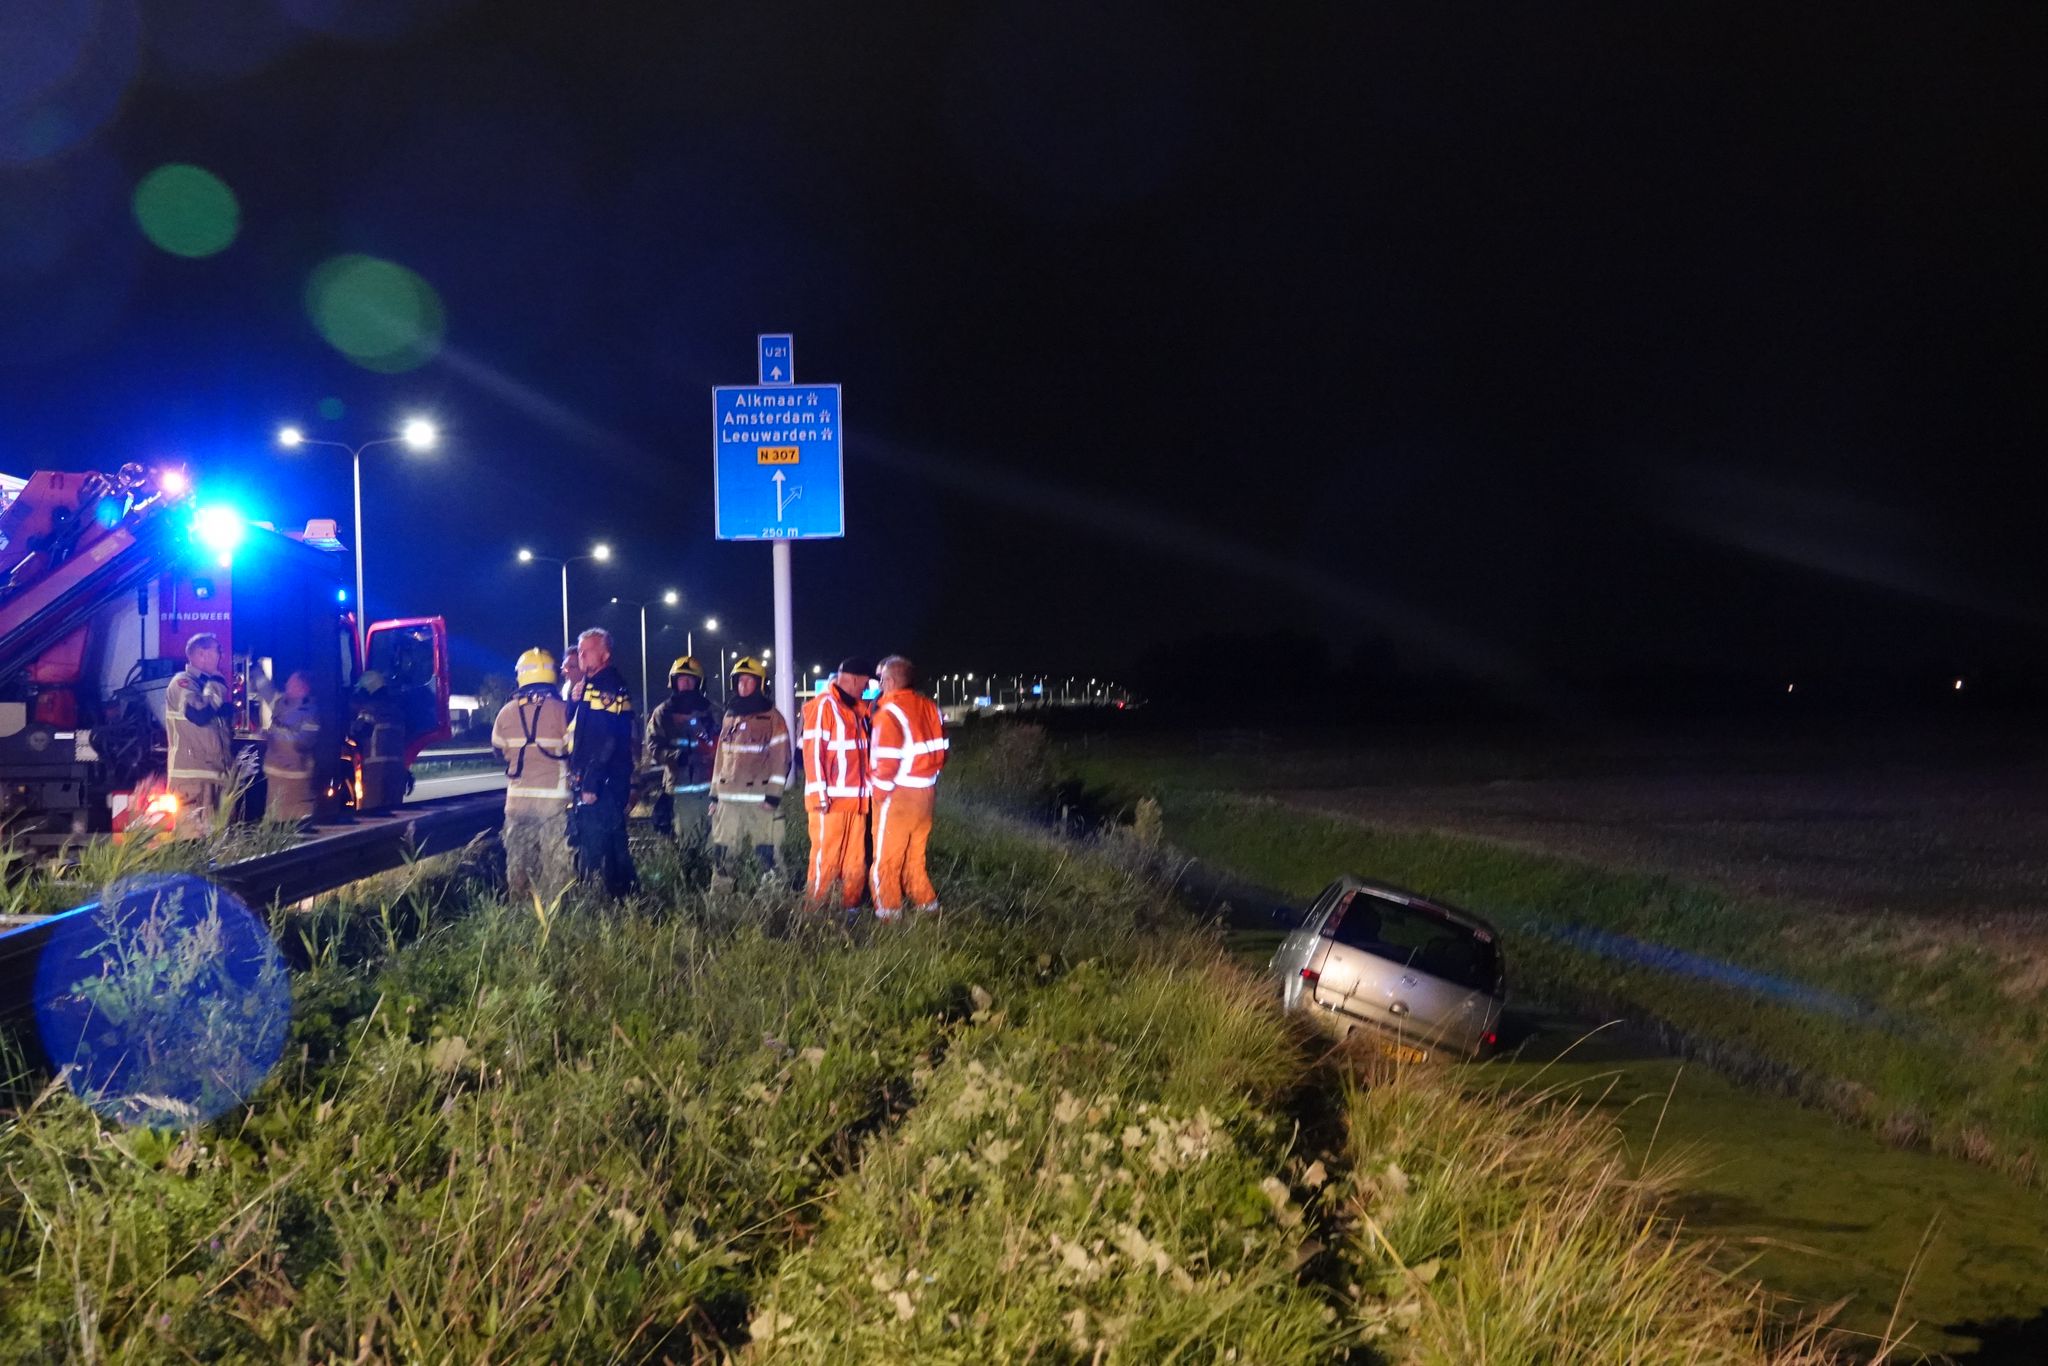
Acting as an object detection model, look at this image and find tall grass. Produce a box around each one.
[0,806,1851,1362]
[1340,1060,1845,1364]
[746,956,1335,1361]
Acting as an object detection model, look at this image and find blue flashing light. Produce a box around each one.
[1031,683,1044,696]
[92,495,125,529]
[336,588,349,603]
[192,506,245,560]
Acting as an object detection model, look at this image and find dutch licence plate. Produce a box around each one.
[1377,1040,1428,1064]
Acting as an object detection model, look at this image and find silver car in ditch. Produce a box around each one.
[1270,875,1506,1060]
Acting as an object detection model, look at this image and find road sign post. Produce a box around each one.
[714,334,841,742]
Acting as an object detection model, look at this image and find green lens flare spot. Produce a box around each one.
[132,164,241,258]
[317,396,346,421]
[304,255,446,373]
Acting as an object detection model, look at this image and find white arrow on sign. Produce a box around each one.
[771,470,804,522]
[769,365,784,380]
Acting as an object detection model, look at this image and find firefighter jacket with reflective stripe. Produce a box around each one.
[710,702,790,804]
[352,691,404,764]
[264,694,321,781]
[494,686,571,805]
[870,690,949,793]
[166,668,232,782]
[568,665,638,803]
[801,686,871,808]
[647,691,719,792]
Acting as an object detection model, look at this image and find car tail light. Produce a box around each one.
[1299,968,1319,986]
[1483,1031,1498,1047]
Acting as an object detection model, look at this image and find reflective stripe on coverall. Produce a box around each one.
[493,686,575,901]
[869,689,949,916]
[801,685,870,909]
[708,701,790,880]
[647,691,719,840]
[353,690,406,812]
[166,667,232,837]
[263,693,321,823]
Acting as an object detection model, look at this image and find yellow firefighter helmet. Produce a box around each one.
[729,655,767,681]
[516,648,559,687]
[668,655,704,681]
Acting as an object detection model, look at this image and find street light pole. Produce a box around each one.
[517,543,612,658]
[277,419,438,641]
[351,450,364,637]
[697,617,718,683]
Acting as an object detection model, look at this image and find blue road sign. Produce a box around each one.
[712,383,844,540]
[758,333,793,385]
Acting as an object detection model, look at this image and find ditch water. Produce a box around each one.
[1490,1013,2048,1362]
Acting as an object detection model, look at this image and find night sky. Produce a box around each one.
[3,2,2044,703]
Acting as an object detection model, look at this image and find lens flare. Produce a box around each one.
[304,254,446,373]
[132,164,240,257]
[34,875,291,1129]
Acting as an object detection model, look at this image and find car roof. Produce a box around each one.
[1328,874,1502,940]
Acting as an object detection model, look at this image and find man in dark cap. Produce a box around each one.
[799,656,874,911]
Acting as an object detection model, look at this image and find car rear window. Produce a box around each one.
[1324,892,1500,994]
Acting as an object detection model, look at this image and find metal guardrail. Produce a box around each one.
[0,792,505,1034]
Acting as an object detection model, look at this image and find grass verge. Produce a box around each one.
[1,809,1848,1362]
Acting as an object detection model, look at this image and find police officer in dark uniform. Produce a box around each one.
[566,626,639,896]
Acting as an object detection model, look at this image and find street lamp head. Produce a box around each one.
[762,649,772,660]
[277,426,304,449]
[591,543,611,563]
[517,548,534,564]
[401,417,438,452]
[704,617,719,632]
[662,589,679,606]
[609,596,621,605]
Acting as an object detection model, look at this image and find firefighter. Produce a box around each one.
[164,632,232,838]
[350,670,406,814]
[868,655,950,919]
[567,627,638,896]
[261,670,321,825]
[646,655,719,841]
[801,656,874,911]
[708,656,790,887]
[492,648,574,902]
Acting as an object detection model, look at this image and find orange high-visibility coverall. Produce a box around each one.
[801,685,871,909]
[869,689,949,917]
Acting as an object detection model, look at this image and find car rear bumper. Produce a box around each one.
[1305,994,1494,1060]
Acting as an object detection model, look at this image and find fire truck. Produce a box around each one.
[0,464,450,848]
